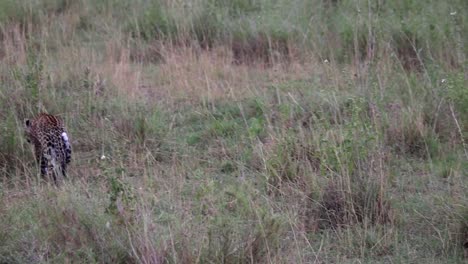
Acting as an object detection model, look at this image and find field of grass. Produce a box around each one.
[0,0,467,263]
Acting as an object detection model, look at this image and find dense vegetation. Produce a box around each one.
[0,0,467,263]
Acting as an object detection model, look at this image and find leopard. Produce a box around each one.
[24,113,72,184]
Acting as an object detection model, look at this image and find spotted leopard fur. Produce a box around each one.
[24,113,71,183]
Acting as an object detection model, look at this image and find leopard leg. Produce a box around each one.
[61,165,67,179]
[40,153,48,177]
[42,147,58,184]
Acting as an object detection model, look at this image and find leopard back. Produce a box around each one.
[25,113,72,183]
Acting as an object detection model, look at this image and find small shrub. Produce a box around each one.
[106,176,136,223]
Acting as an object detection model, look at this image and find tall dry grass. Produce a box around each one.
[0,0,467,263]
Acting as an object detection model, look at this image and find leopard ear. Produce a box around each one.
[25,119,31,128]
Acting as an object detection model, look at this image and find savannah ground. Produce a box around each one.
[0,0,467,263]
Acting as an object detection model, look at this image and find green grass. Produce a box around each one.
[0,0,467,263]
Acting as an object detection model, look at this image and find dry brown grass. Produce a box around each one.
[0,0,467,262]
